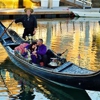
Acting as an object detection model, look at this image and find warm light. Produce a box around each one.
[5,71,10,80]
[0,0,38,8]
[1,19,100,72]
[0,44,8,64]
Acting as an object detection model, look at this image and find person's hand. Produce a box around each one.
[12,20,15,23]
[34,53,37,58]
[32,51,37,57]
[33,30,36,35]
[24,48,28,52]
[34,47,37,51]
[32,51,36,55]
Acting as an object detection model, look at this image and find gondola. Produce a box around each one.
[0,21,100,91]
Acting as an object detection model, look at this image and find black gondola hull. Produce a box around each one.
[6,48,100,91]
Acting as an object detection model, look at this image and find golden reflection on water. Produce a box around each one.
[0,0,38,8]
[0,69,20,96]
[1,19,100,71]
[0,44,8,64]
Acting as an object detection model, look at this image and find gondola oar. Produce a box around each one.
[51,49,68,64]
[0,21,14,38]
[57,48,68,56]
[53,48,68,57]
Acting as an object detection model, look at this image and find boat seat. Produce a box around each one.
[3,36,12,40]
[3,36,11,40]
[53,62,73,72]
[3,36,15,43]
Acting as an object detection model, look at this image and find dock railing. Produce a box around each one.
[66,0,92,8]
[76,0,92,6]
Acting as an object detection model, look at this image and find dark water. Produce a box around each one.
[1,18,100,99]
[0,58,91,100]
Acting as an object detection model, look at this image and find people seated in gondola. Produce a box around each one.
[14,39,47,65]
[14,39,58,66]
[32,39,47,65]
[24,39,47,65]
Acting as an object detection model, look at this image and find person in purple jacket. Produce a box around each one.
[32,39,47,64]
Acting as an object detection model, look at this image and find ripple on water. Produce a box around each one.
[1,19,100,71]
[0,44,8,64]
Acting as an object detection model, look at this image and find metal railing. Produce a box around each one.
[76,0,92,6]
[66,0,92,7]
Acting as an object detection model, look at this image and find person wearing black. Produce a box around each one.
[14,8,37,39]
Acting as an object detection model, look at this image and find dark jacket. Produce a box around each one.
[15,15,37,29]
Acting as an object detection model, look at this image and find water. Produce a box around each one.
[0,17,100,99]
[2,18,100,71]
[0,58,91,100]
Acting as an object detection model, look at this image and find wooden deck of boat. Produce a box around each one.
[53,62,94,75]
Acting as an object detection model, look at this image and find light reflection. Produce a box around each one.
[0,0,38,8]
[0,69,21,96]
[0,44,8,64]
[5,70,10,80]
[1,19,100,71]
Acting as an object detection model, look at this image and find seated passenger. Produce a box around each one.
[14,43,29,55]
[32,39,47,65]
[24,41,37,63]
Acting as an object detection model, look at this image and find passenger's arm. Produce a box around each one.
[24,44,30,52]
[37,46,47,55]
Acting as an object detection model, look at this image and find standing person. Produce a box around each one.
[14,8,37,39]
[32,39,47,57]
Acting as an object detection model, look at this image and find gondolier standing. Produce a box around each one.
[13,8,37,40]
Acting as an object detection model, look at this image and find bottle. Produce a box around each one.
[27,50,31,61]
[26,36,28,41]
[28,34,32,44]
